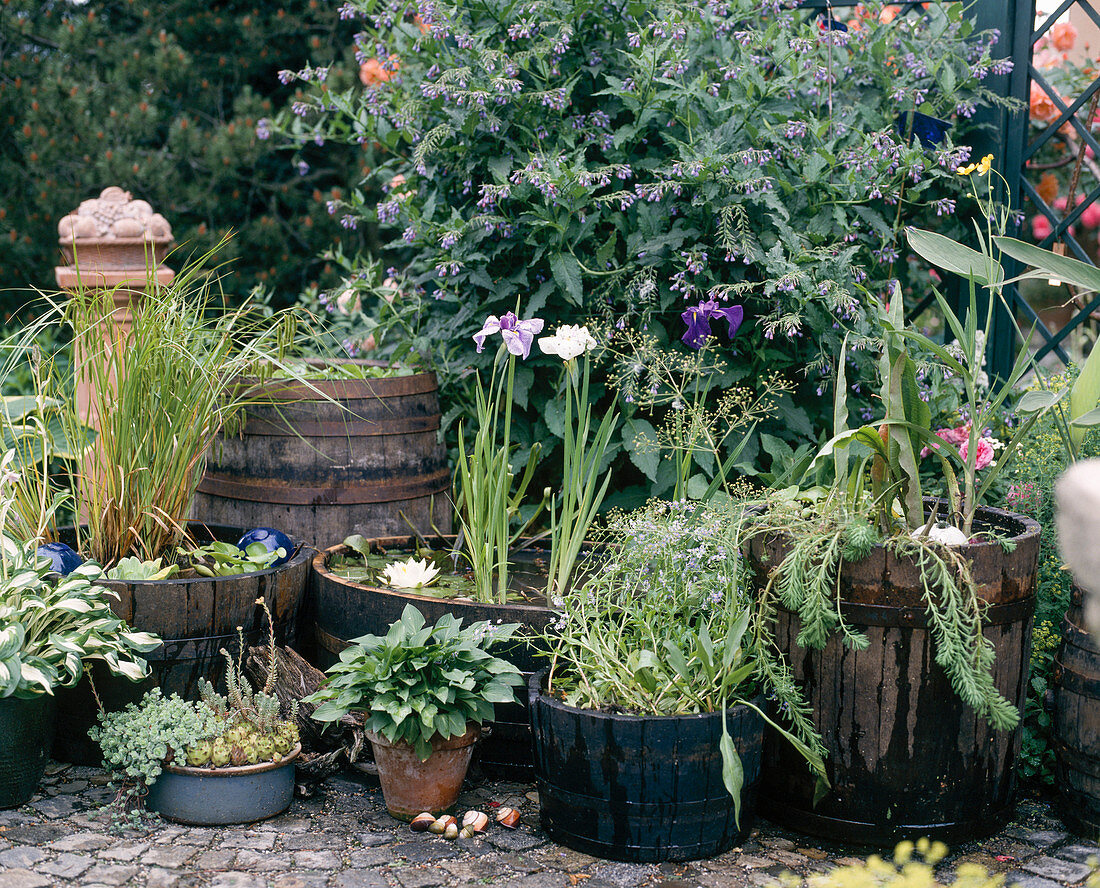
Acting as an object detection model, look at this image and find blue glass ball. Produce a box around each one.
[35,542,83,576]
[237,528,294,568]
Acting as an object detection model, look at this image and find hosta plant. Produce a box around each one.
[307,604,523,760]
[0,460,160,697]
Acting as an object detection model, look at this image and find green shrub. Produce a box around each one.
[277,0,1009,506]
[0,0,370,318]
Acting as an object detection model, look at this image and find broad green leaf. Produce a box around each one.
[1072,340,1100,449]
[549,252,584,305]
[907,227,1003,286]
[1070,406,1100,427]
[1017,388,1067,415]
[720,726,744,828]
[995,235,1100,293]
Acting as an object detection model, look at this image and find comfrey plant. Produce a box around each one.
[540,500,826,825]
[277,0,1010,503]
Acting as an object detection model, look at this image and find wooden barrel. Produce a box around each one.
[530,671,764,862]
[52,523,311,765]
[1052,584,1100,835]
[309,536,555,777]
[750,504,1040,846]
[193,363,451,548]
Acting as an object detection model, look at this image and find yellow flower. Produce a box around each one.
[956,162,977,176]
[977,153,994,175]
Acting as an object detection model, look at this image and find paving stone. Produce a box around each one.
[1006,872,1064,888]
[394,869,447,888]
[1021,855,1095,883]
[0,868,50,888]
[230,850,295,872]
[220,833,277,851]
[439,859,507,882]
[733,856,774,870]
[282,833,345,851]
[99,841,150,862]
[146,868,181,888]
[269,873,331,888]
[347,846,394,867]
[193,849,238,869]
[388,840,462,863]
[48,832,113,852]
[511,873,572,888]
[292,849,342,869]
[592,862,658,887]
[269,818,312,833]
[331,871,390,888]
[484,829,546,852]
[142,845,199,868]
[36,851,92,878]
[2,825,66,845]
[81,864,140,886]
[0,846,46,868]
[209,874,267,888]
[356,832,396,848]
[759,837,797,851]
[28,794,81,818]
[1005,829,1071,848]
[1053,844,1100,864]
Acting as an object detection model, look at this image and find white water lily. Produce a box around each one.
[538,324,597,361]
[381,557,441,589]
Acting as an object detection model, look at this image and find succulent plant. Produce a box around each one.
[210,738,231,768]
[185,740,212,768]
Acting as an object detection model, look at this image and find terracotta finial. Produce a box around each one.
[57,186,174,244]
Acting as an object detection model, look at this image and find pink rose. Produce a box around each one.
[960,436,996,470]
[1082,202,1100,229]
[1032,214,1053,241]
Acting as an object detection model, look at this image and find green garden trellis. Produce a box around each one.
[805,0,1100,382]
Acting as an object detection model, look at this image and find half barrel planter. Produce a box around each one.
[192,362,451,548]
[748,504,1040,846]
[1052,584,1100,835]
[52,523,310,765]
[310,536,556,777]
[530,671,764,862]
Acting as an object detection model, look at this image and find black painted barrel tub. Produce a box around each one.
[529,671,764,863]
[749,504,1040,846]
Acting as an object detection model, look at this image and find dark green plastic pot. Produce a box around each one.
[0,694,57,808]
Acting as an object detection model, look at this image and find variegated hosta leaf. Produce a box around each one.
[0,625,25,660]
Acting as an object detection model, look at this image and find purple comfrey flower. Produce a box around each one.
[255,119,271,140]
[681,300,744,349]
[473,312,545,359]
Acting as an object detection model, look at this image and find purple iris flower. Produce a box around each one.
[473,312,545,359]
[680,300,744,349]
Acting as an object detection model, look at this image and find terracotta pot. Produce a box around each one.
[368,725,480,820]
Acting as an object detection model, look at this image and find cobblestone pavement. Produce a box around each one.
[0,762,1095,888]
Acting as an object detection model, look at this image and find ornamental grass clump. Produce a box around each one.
[1,240,307,567]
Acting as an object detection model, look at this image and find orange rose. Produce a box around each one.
[1030,82,1061,124]
[1052,21,1077,52]
[359,55,400,86]
[1037,172,1059,206]
[880,5,901,24]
